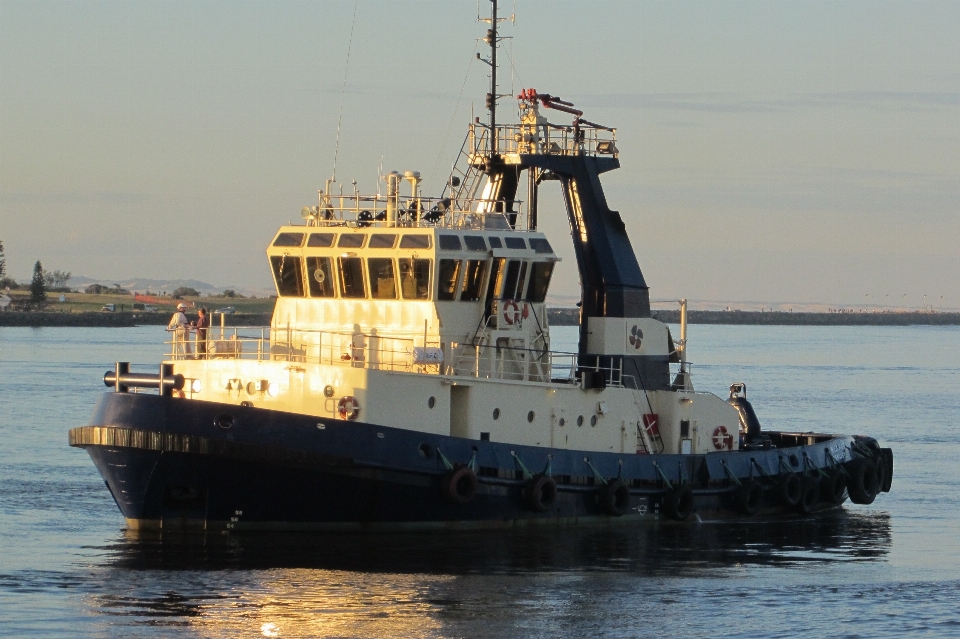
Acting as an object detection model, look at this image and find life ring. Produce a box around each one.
[337,396,360,420]
[796,476,820,514]
[523,474,557,512]
[442,466,478,504]
[662,485,694,521]
[732,481,763,516]
[712,425,734,451]
[847,457,879,505]
[502,300,520,325]
[599,479,630,517]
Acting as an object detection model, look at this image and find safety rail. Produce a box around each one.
[468,121,618,160]
[447,341,625,387]
[302,193,526,231]
[167,326,441,373]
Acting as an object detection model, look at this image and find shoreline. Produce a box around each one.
[2,309,959,328]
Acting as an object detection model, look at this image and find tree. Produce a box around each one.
[44,270,72,289]
[172,286,200,299]
[30,260,46,304]
[0,239,5,281]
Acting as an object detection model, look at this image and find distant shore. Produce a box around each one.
[3,308,959,328]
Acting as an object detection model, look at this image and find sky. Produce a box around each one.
[1,0,959,309]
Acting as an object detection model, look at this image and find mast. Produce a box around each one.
[483,0,500,158]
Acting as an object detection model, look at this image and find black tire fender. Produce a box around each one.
[776,473,802,507]
[733,481,763,516]
[796,476,821,515]
[662,485,694,521]
[599,479,630,517]
[848,457,879,505]
[523,474,558,512]
[820,469,847,505]
[441,466,478,505]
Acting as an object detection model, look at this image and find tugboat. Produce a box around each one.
[70,1,892,531]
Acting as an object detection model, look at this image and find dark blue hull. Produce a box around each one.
[70,393,892,531]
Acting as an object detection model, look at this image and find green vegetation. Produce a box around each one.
[30,261,46,304]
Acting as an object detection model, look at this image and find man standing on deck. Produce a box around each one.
[167,302,192,358]
[194,307,209,359]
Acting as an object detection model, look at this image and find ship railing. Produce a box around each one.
[302,193,527,231]
[468,121,618,160]
[166,327,441,373]
[447,342,624,387]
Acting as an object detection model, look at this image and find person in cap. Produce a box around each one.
[167,302,193,358]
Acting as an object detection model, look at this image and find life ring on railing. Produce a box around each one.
[337,396,360,420]
[712,425,734,450]
[502,300,521,325]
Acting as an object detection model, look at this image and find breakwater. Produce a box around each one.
[2,309,958,328]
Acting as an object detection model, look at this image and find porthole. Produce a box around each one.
[214,414,234,430]
[590,415,598,427]
[558,418,565,427]
[323,385,335,398]
[493,408,501,420]
[418,443,433,458]
[527,410,536,423]
[428,396,436,409]
[577,415,584,427]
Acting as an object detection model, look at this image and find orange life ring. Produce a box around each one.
[337,396,360,420]
[712,425,734,450]
[502,300,520,325]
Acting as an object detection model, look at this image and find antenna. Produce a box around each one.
[477,0,504,157]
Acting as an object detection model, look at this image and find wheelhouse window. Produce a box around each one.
[271,255,305,297]
[308,233,335,247]
[338,234,365,249]
[529,238,553,254]
[460,260,487,302]
[368,258,397,299]
[485,258,506,305]
[307,256,335,297]
[464,235,487,251]
[527,262,554,303]
[369,234,398,249]
[439,235,462,251]
[488,236,503,249]
[399,258,431,300]
[273,232,305,248]
[400,234,431,249]
[505,237,526,250]
[437,259,462,301]
[501,260,527,300]
[338,257,366,298]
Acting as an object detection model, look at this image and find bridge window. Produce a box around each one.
[485,258,506,306]
[271,255,305,297]
[307,256,335,297]
[527,262,554,303]
[529,238,553,254]
[338,257,366,298]
[307,233,335,247]
[501,260,527,300]
[437,259,462,301]
[488,236,503,249]
[368,258,397,299]
[338,234,366,248]
[400,234,431,249]
[273,232,305,248]
[400,258,431,300]
[460,260,487,302]
[505,237,526,250]
[464,235,487,251]
[439,235,462,251]
[369,234,398,249]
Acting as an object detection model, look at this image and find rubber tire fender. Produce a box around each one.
[524,474,558,512]
[848,457,879,505]
[796,476,821,515]
[879,448,894,493]
[776,473,802,507]
[441,466,478,505]
[733,481,763,516]
[662,485,694,522]
[599,479,630,517]
[820,469,847,505]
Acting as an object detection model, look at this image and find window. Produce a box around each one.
[368,258,397,299]
[338,257,366,298]
[400,235,431,249]
[399,258,431,299]
[369,234,398,249]
[529,238,553,254]
[307,256,335,297]
[501,260,527,300]
[439,235,462,251]
[485,258,506,305]
[527,262,554,303]
[307,233,335,248]
[437,259,462,300]
[505,237,526,249]
[273,233,305,248]
[488,236,503,249]
[338,234,365,248]
[464,235,487,251]
[461,260,487,302]
[270,255,305,297]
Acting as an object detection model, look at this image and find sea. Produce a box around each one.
[1,324,959,638]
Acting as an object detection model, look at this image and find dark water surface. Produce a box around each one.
[2,325,959,638]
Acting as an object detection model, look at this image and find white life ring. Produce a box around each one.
[502,300,520,325]
[338,396,360,420]
[712,425,734,450]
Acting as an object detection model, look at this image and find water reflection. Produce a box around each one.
[105,511,892,575]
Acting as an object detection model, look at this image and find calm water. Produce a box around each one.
[1,324,959,638]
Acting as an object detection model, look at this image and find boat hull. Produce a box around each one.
[71,393,891,531]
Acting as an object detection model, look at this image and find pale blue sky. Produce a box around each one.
[2,0,958,308]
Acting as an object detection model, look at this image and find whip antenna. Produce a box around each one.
[332,0,359,183]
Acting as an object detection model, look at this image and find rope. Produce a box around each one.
[428,45,478,189]
[332,0,359,182]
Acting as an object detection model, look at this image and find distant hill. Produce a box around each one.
[67,276,273,298]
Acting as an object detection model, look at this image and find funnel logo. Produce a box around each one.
[628,325,643,349]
